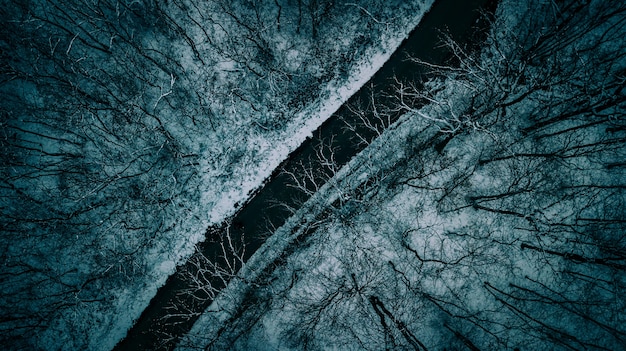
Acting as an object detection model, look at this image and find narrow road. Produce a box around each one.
[113,0,498,349]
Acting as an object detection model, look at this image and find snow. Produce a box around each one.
[10,0,622,349]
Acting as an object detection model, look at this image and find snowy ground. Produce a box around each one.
[177,0,626,349]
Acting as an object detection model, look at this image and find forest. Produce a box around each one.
[2,0,625,350]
